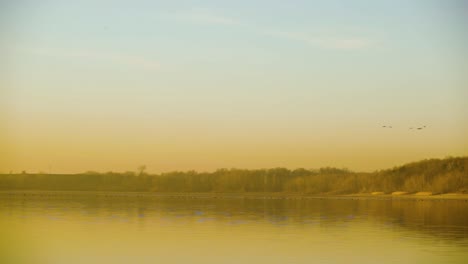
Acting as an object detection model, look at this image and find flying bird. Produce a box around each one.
[410,125,427,130]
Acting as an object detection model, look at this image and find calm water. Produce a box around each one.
[1,194,467,264]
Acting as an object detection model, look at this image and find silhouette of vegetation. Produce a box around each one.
[0,157,466,194]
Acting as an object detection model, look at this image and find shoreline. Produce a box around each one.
[1,190,467,201]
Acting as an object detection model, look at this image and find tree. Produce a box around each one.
[137,165,147,176]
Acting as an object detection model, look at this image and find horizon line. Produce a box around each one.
[2,156,466,175]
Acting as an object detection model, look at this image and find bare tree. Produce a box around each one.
[137,165,147,176]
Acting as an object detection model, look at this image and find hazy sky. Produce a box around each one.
[1,0,467,173]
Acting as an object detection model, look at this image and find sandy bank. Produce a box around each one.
[0,190,467,201]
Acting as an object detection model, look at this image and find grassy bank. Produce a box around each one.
[1,190,468,201]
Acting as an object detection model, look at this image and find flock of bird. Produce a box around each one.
[382,125,427,130]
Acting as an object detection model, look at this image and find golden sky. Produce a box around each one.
[2,1,467,173]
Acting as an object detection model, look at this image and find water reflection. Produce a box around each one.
[1,194,467,264]
[2,195,467,239]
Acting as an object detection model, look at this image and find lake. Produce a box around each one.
[1,193,467,264]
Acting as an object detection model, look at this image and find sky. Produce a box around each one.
[1,0,467,173]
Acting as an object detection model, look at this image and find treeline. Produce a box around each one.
[0,157,466,194]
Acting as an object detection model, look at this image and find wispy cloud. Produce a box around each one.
[325,38,373,50]
[162,8,241,26]
[23,47,160,71]
[162,8,374,50]
[264,30,373,50]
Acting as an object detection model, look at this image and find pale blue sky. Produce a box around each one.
[2,0,467,173]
